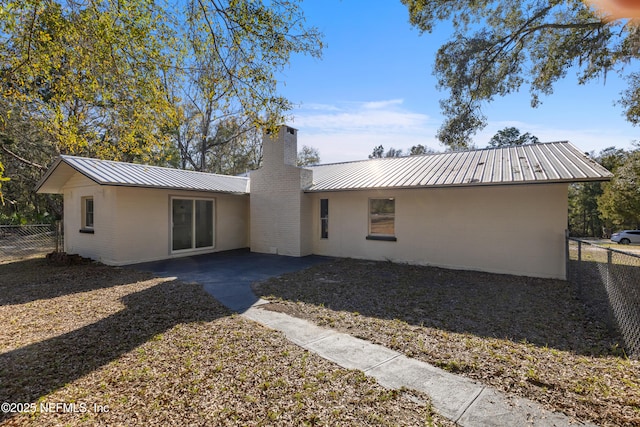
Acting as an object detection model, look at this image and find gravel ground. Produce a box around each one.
[253,258,640,427]
[0,258,453,426]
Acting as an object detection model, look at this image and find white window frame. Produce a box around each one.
[81,196,94,232]
[170,196,216,253]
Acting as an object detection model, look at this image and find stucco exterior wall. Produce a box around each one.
[308,184,569,279]
[62,175,249,265]
[63,174,115,262]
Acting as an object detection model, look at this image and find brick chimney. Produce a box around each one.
[249,125,312,256]
[262,125,298,167]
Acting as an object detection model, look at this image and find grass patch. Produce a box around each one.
[254,258,640,426]
[1,258,452,426]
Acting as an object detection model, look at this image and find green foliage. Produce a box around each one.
[175,0,323,172]
[368,145,406,158]
[488,127,539,147]
[409,144,436,155]
[0,96,63,220]
[0,0,323,215]
[385,147,403,158]
[177,117,263,174]
[568,146,632,236]
[568,182,606,237]
[402,0,637,149]
[598,149,640,229]
[297,145,321,167]
[1,0,182,161]
[0,160,8,202]
[203,123,263,175]
[369,145,384,159]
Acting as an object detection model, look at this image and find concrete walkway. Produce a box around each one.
[244,306,596,427]
[133,251,597,427]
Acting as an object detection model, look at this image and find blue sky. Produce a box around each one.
[275,0,639,164]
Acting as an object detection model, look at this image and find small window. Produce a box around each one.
[367,198,396,241]
[81,197,94,233]
[320,199,329,239]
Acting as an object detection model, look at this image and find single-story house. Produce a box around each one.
[36,125,612,279]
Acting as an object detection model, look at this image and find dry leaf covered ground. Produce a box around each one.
[253,258,640,427]
[0,258,452,426]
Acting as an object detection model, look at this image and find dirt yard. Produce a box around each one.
[253,258,640,427]
[0,257,451,426]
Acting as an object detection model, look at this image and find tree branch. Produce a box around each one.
[9,4,40,75]
[0,144,45,170]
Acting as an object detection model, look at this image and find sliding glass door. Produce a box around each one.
[171,198,215,252]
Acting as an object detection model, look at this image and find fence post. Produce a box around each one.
[604,248,620,339]
[55,221,61,253]
[607,249,613,289]
[577,240,582,289]
[565,230,569,281]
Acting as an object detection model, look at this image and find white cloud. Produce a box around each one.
[288,99,441,163]
[287,100,637,164]
[361,99,404,110]
[300,103,342,112]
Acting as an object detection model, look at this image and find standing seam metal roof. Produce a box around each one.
[44,155,250,194]
[305,141,612,191]
[37,141,611,195]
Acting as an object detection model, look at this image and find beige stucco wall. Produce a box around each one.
[60,163,568,278]
[308,184,568,279]
[63,174,115,262]
[62,175,249,265]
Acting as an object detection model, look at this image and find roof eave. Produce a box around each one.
[35,156,102,194]
[95,182,250,194]
[303,176,612,193]
[35,155,250,195]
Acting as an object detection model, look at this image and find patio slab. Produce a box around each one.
[131,249,331,312]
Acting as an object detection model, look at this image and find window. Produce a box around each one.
[320,199,329,239]
[80,197,94,233]
[367,198,396,241]
[171,198,215,252]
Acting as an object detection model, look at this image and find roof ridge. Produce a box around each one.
[59,155,249,181]
[309,141,573,168]
[307,141,610,191]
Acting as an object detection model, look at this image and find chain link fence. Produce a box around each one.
[567,237,640,358]
[0,223,63,263]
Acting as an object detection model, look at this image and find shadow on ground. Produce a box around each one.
[132,248,332,312]
[0,260,230,423]
[254,258,625,357]
[0,259,150,306]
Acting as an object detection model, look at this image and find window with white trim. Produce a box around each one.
[80,196,94,233]
[171,198,215,252]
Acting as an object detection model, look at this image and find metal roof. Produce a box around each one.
[305,141,612,192]
[36,141,612,195]
[36,155,249,194]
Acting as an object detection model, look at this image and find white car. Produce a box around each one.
[611,230,640,245]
